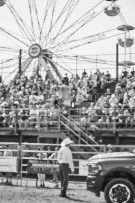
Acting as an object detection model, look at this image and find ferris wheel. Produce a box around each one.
[0,0,134,83]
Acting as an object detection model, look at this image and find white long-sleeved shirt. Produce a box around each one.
[57,146,74,172]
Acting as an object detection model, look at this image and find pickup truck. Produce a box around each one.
[86,152,135,203]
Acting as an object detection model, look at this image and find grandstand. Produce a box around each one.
[1,68,135,152]
[0,0,135,155]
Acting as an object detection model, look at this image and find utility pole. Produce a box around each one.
[18,49,22,145]
[116,44,119,81]
[19,49,22,76]
[76,55,78,78]
[0,60,3,83]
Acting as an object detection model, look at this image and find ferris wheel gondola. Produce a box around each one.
[104,6,120,17]
[0,0,6,7]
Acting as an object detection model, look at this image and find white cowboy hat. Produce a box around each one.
[61,138,73,147]
[107,144,113,149]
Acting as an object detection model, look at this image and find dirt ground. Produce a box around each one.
[0,179,105,203]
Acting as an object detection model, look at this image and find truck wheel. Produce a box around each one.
[104,178,135,203]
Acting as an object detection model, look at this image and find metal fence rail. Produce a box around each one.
[0,142,134,187]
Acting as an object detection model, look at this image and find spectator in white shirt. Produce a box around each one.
[109,94,118,107]
[57,138,74,197]
[37,147,47,188]
[3,144,13,185]
[37,91,44,103]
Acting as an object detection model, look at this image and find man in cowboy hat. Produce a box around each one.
[57,138,74,197]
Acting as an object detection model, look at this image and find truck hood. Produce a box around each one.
[89,152,134,161]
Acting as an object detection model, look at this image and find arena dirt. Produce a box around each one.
[0,180,105,203]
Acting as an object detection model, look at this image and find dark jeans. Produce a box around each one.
[59,163,69,194]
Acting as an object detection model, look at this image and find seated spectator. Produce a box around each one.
[37,91,44,103]
[52,95,59,108]
[81,85,89,100]
[109,94,118,107]
[131,112,135,127]
[122,69,128,78]
[28,102,39,127]
[38,114,47,128]
[105,88,112,98]
[29,91,37,103]
[70,74,75,83]
[76,91,84,105]
[63,97,71,107]
[0,108,5,127]
[61,106,68,117]
[9,103,19,128]
[94,101,103,116]
[62,73,69,86]
[2,107,11,127]
[80,116,87,127]
[18,105,30,129]
[86,103,97,126]
[98,115,107,128]
[81,107,87,115]
[123,109,131,127]
[129,96,135,114]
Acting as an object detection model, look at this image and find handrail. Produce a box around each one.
[60,120,98,153]
[60,120,88,144]
[60,114,98,145]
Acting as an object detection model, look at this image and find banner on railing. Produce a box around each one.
[0,157,17,172]
[27,159,60,174]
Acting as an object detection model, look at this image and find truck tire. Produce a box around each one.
[104,178,135,203]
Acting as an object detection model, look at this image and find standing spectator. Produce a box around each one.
[82,69,87,79]
[37,147,47,188]
[48,146,59,187]
[57,138,74,197]
[0,145,4,184]
[3,144,13,185]
[59,82,69,102]
[106,71,111,82]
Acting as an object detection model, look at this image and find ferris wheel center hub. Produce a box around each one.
[29,44,41,58]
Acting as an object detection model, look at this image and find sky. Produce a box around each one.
[0,0,135,83]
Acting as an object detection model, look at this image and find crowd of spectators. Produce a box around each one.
[1,67,135,130]
[0,69,111,129]
[79,68,135,129]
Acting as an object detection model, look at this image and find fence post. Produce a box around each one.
[20,144,23,186]
[17,144,23,186]
[113,107,116,134]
